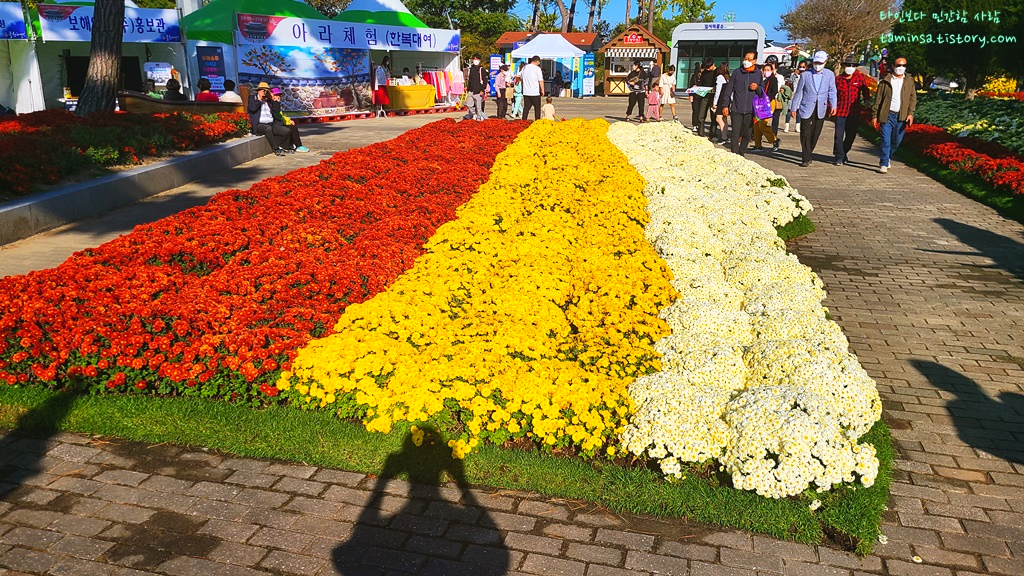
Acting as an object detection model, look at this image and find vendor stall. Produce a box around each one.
[599,25,668,96]
[510,33,593,98]
[232,0,460,116]
[497,31,598,97]
[180,0,328,99]
[28,0,185,110]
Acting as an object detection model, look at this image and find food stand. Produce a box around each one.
[599,25,668,96]
[509,33,592,98]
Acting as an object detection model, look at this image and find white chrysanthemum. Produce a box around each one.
[607,122,881,499]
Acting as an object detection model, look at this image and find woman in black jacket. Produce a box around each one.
[689,58,717,135]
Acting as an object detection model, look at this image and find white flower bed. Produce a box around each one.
[608,122,881,499]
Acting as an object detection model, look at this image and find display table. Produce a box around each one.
[385,85,436,110]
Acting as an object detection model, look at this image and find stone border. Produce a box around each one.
[0,135,270,246]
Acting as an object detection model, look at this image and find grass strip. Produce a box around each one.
[858,127,1024,225]
[0,385,892,554]
[777,214,816,241]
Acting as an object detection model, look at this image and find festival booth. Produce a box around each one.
[0,2,44,113]
[27,0,184,110]
[230,0,460,119]
[509,33,594,99]
[599,25,668,97]
[496,31,598,97]
[180,0,327,99]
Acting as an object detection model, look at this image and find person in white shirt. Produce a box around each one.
[219,80,242,104]
[870,56,917,173]
[520,55,545,120]
[541,96,556,120]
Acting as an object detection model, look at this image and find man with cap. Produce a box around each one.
[247,81,293,156]
[789,50,837,166]
[833,56,871,165]
[871,56,917,173]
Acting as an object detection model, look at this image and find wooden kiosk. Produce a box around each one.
[599,25,669,96]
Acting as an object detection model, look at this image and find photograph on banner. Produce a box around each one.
[582,53,595,97]
[0,2,27,40]
[238,44,371,114]
[235,13,460,53]
[36,4,180,42]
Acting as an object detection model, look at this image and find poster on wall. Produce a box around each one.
[0,2,27,39]
[236,13,460,53]
[582,53,595,97]
[196,46,227,91]
[237,44,371,114]
[144,62,174,87]
[36,4,180,42]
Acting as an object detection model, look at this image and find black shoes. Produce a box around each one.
[772,140,780,152]
[274,148,286,156]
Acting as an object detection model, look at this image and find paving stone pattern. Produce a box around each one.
[1,101,1023,575]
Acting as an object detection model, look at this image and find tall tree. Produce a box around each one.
[585,0,599,32]
[531,0,541,30]
[652,0,716,42]
[76,0,124,116]
[778,0,896,68]
[566,0,579,31]
[647,0,655,32]
[552,0,570,32]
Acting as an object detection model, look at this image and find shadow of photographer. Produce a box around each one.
[0,391,80,499]
[911,360,1024,465]
[332,426,511,575]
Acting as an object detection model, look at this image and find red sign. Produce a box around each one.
[624,32,643,44]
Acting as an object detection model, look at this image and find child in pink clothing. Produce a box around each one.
[647,88,661,121]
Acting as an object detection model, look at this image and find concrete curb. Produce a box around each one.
[0,135,270,246]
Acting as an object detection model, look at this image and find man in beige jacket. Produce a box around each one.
[871,57,917,174]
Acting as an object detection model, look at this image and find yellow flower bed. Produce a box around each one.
[279,119,675,458]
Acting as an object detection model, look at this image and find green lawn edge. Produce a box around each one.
[778,214,816,241]
[858,127,1024,225]
[0,385,891,554]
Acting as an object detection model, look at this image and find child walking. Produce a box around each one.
[541,96,556,120]
[646,87,661,121]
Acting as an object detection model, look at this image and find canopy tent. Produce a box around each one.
[333,0,426,28]
[511,34,584,59]
[181,0,326,45]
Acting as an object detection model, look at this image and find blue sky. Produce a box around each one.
[509,0,792,43]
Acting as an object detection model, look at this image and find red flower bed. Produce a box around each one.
[0,110,250,197]
[901,123,1024,195]
[978,91,1024,101]
[0,119,526,401]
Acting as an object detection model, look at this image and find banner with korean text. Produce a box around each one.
[235,13,460,53]
[36,4,180,42]
[0,3,27,39]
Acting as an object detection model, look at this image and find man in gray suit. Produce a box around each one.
[789,50,837,167]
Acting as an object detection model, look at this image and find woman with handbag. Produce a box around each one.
[752,63,779,152]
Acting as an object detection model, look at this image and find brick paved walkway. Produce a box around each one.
[2,103,1023,575]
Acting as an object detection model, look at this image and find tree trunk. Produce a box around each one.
[530,0,541,31]
[566,0,578,32]
[965,88,977,101]
[554,0,570,32]
[646,0,655,33]
[76,0,125,116]
[624,0,631,27]
[586,0,597,32]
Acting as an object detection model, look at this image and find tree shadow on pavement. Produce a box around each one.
[931,218,1024,283]
[332,426,510,576]
[911,360,1024,465]
[0,392,79,500]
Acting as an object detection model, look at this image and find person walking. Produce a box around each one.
[789,50,837,167]
[752,63,779,152]
[464,55,487,121]
[777,76,794,134]
[710,63,730,143]
[871,57,917,173]
[494,64,509,120]
[787,61,807,133]
[520,55,545,120]
[552,71,563,97]
[689,57,717,135]
[767,62,784,139]
[510,64,524,119]
[625,61,649,122]
[718,51,765,156]
[833,56,871,165]
[659,65,677,121]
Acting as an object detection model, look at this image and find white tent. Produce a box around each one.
[511,34,584,59]
[0,40,45,113]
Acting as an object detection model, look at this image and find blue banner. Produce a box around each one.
[0,2,27,39]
